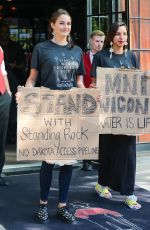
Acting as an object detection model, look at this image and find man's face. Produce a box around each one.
[0,26,9,41]
[90,35,105,53]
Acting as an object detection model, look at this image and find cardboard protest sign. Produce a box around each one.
[97,67,150,135]
[17,87,99,161]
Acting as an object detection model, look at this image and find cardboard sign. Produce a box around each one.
[97,67,150,134]
[17,87,99,161]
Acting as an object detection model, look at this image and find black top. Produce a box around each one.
[91,49,139,195]
[31,40,85,90]
[91,48,139,78]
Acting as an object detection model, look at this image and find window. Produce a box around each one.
[86,0,126,45]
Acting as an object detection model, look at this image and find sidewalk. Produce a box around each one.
[4,143,150,191]
[0,164,150,230]
[0,144,150,230]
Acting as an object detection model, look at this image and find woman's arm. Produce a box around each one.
[76,75,85,88]
[25,68,39,87]
[16,68,39,103]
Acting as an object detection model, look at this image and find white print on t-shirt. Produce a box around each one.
[54,53,78,88]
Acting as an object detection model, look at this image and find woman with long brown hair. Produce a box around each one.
[17,8,85,223]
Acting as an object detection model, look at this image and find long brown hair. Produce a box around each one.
[48,8,74,47]
[103,22,128,49]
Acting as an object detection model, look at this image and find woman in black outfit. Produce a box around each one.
[91,22,141,210]
[16,8,85,223]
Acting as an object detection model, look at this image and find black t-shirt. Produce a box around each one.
[31,40,85,90]
[91,48,139,78]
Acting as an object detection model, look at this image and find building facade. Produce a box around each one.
[86,0,150,142]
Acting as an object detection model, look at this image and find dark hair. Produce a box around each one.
[103,22,128,49]
[48,8,74,47]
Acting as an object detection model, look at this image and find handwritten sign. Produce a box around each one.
[97,67,150,134]
[17,87,100,161]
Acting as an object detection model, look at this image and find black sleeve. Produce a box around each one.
[77,52,85,75]
[90,52,102,78]
[130,51,140,69]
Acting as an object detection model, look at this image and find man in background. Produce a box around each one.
[82,30,105,171]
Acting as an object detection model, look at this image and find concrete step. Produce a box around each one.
[3,162,41,175]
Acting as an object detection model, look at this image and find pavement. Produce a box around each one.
[0,143,149,230]
[3,143,150,191]
[0,165,150,230]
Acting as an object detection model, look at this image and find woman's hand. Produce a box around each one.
[89,82,97,88]
[15,86,23,104]
[97,94,103,102]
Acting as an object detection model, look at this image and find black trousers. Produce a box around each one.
[0,92,11,174]
[40,161,73,203]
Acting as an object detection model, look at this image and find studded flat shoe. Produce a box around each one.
[57,206,75,223]
[35,204,49,224]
